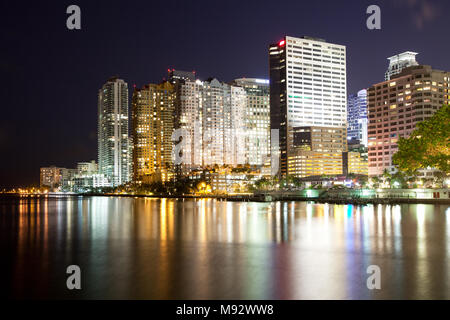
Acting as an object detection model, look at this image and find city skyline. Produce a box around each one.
[1,0,450,187]
[7,49,449,188]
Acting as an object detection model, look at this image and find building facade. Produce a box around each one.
[368,65,450,176]
[40,166,62,188]
[60,168,78,190]
[174,78,247,170]
[42,161,110,192]
[232,78,270,166]
[287,126,347,177]
[131,81,175,183]
[347,89,368,147]
[200,79,246,166]
[77,161,98,175]
[174,78,203,169]
[385,52,419,81]
[269,35,347,176]
[342,151,369,176]
[98,77,131,186]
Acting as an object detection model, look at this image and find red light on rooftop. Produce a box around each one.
[278,40,285,47]
[167,68,171,72]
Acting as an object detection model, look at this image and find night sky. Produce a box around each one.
[0,0,449,188]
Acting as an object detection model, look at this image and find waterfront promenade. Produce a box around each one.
[3,188,449,205]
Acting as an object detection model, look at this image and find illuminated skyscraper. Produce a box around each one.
[201,79,246,166]
[269,35,347,176]
[98,77,131,186]
[131,81,175,182]
[232,78,270,165]
[174,77,247,170]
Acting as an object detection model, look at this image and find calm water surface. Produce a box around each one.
[0,196,449,299]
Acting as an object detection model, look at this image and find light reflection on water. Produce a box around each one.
[0,197,449,299]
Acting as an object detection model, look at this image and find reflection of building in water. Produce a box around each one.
[7,197,450,299]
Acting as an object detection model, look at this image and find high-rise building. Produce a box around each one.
[173,77,247,170]
[269,35,347,176]
[174,78,203,169]
[232,78,270,166]
[98,77,131,186]
[385,52,419,81]
[347,89,368,147]
[40,166,62,188]
[368,65,450,176]
[201,79,246,166]
[131,81,175,183]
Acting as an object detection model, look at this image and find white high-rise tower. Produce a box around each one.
[269,35,347,176]
[98,77,130,186]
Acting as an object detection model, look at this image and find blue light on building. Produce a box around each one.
[347,89,368,147]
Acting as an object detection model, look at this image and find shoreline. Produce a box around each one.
[2,192,449,205]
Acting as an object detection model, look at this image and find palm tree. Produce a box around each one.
[371,176,381,189]
[433,171,445,188]
[382,169,392,188]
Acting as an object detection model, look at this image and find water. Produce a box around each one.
[0,196,449,299]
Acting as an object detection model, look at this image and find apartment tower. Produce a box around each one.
[368,65,450,176]
[98,77,131,186]
[232,78,270,166]
[131,81,175,183]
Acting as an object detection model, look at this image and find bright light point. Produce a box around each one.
[278,40,285,47]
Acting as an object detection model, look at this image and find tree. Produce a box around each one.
[253,177,270,191]
[381,169,392,188]
[358,175,369,188]
[371,176,381,189]
[391,171,407,188]
[393,104,450,174]
[433,171,446,188]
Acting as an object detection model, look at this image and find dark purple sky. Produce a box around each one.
[0,0,449,187]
